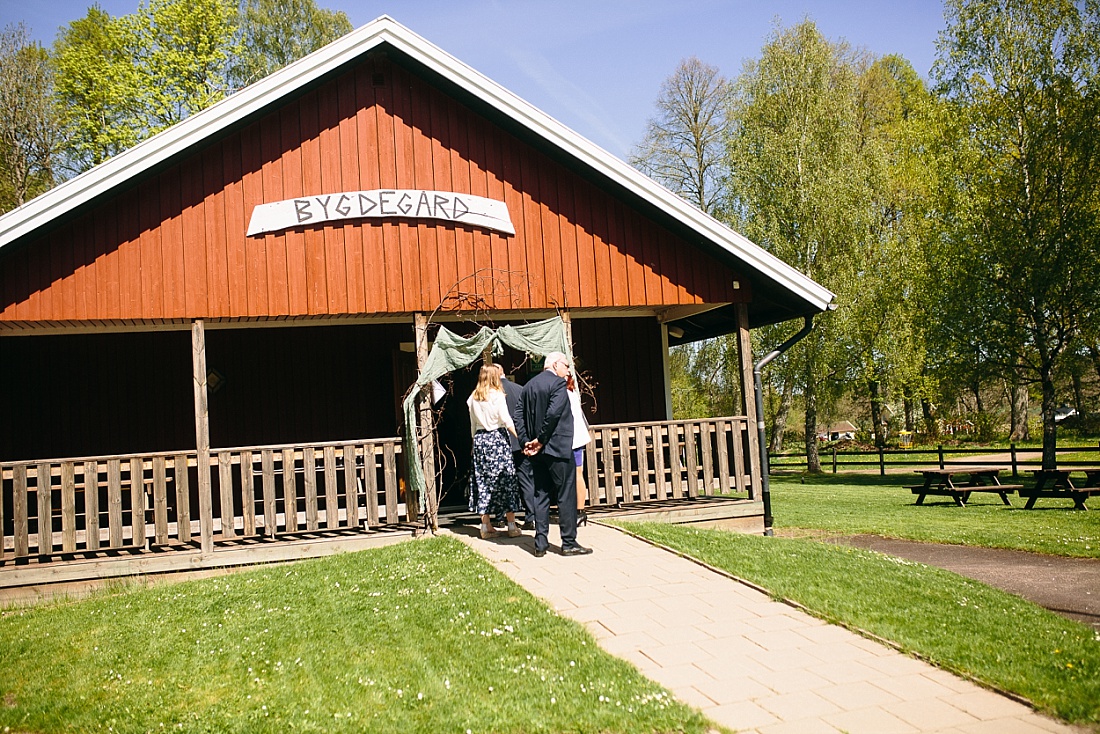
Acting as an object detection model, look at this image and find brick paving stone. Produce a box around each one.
[803,659,883,685]
[641,641,717,668]
[748,667,833,695]
[884,698,981,730]
[641,662,719,689]
[870,671,962,701]
[704,699,782,730]
[743,627,816,652]
[758,718,846,734]
[954,719,1073,734]
[823,706,920,734]
[815,680,905,710]
[949,690,1040,721]
[756,690,843,720]
[692,675,776,705]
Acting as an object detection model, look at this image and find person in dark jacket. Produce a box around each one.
[518,352,592,557]
[494,364,535,529]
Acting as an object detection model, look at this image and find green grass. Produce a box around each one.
[769,473,1100,557]
[0,536,715,734]
[616,521,1100,727]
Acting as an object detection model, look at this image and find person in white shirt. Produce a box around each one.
[467,365,522,539]
[566,374,592,525]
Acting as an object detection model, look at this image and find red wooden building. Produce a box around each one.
[0,17,832,585]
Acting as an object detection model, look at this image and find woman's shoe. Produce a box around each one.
[577,510,588,527]
[480,525,500,539]
[506,524,522,538]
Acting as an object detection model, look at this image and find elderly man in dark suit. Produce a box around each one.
[493,363,535,529]
[518,351,593,557]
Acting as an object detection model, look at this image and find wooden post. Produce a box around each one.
[561,309,573,352]
[660,322,674,420]
[735,304,762,498]
[192,320,214,554]
[414,313,433,528]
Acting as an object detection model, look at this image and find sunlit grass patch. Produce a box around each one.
[0,536,715,734]
[617,521,1100,727]
[769,474,1100,557]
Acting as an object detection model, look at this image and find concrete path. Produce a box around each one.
[454,522,1083,734]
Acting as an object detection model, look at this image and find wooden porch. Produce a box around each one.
[1,416,760,588]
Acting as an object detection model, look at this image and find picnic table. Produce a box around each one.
[906,467,1021,507]
[1019,468,1100,510]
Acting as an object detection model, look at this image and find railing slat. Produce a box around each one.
[716,420,732,494]
[13,464,29,557]
[364,445,379,528]
[343,444,359,529]
[635,426,651,501]
[153,456,169,545]
[174,454,191,544]
[383,442,398,524]
[261,449,276,536]
[84,461,100,551]
[37,462,52,555]
[668,424,684,499]
[584,441,599,506]
[130,458,145,548]
[218,452,236,538]
[651,425,668,499]
[324,446,338,530]
[282,448,299,533]
[241,450,256,536]
[732,420,747,494]
[699,421,714,492]
[304,448,319,531]
[685,424,700,498]
[0,463,6,560]
[107,459,123,548]
[61,462,77,553]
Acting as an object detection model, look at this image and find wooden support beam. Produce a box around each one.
[736,304,762,498]
[192,320,214,554]
[413,313,433,527]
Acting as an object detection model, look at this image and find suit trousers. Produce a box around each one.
[514,451,535,520]
[530,453,578,552]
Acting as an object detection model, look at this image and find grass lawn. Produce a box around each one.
[616,521,1100,728]
[0,536,716,734]
[769,473,1100,558]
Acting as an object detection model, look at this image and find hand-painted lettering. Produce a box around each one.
[247,189,514,237]
[415,191,432,217]
[452,196,470,219]
[335,194,352,217]
[359,193,377,215]
[433,194,450,218]
[379,190,395,215]
[294,199,313,223]
[397,192,412,215]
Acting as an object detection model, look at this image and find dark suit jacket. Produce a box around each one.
[518,368,573,460]
[500,378,524,452]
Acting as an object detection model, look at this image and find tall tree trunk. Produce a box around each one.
[903,394,915,432]
[971,380,984,415]
[769,374,793,453]
[869,379,885,449]
[921,397,938,438]
[1040,368,1057,470]
[804,364,821,473]
[1008,378,1029,442]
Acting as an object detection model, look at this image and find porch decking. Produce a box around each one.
[1,417,760,588]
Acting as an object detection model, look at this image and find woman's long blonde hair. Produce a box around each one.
[472,364,503,401]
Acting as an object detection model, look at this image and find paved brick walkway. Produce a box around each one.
[454,522,1082,734]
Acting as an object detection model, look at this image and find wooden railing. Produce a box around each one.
[583,416,756,506]
[1,438,406,561]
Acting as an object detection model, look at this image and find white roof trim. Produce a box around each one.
[0,15,833,313]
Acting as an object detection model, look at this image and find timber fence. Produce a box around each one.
[769,442,1100,477]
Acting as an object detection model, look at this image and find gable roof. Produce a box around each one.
[0,15,833,330]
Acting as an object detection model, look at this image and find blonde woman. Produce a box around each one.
[467,364,522,539]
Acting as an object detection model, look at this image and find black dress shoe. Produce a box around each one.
[521,520,535,531]
[533,548,547,558]
[561,544,593,556]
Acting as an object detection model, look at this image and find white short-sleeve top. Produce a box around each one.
[467,389,516,436]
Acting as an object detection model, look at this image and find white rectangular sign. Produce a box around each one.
[247,189,515,236]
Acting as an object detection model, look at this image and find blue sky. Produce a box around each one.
[5,0,947,159]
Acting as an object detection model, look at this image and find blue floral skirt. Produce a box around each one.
[469,428,521,516]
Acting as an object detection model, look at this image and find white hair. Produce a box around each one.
[543,351,569,370]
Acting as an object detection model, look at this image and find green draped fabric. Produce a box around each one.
[401,316,572,515]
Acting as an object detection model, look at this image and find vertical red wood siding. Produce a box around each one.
[0,56,747,323]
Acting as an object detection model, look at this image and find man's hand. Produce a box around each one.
[523,439,543,456]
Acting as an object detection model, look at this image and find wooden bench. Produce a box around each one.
[1019,469,1100,510]
[908,467,1019,507]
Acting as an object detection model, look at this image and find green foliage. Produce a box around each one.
[234,0,353,87]
[0,537,712,733]
[620,522,1100,726]
[0,23,58,209]
[929,0,1100,467]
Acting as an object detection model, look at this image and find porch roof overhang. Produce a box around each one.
[0,16,833,335]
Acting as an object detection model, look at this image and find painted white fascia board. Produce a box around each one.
[0,16,834,313]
